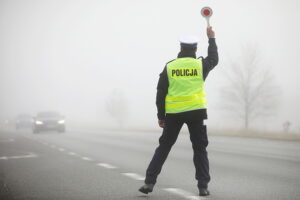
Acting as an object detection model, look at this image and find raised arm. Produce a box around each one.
[202,27,219,80]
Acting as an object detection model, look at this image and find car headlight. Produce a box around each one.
[58,120,65,124]
[35,121,43,125]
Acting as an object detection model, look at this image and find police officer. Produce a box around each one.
[139,26,218,196]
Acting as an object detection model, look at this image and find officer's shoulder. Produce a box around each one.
[165,59,176,65]
[160,59,175,75]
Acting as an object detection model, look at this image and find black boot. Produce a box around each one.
[139,184,154,194]
[199,188,210,196]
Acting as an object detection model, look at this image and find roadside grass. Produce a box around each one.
[38,121,300,142]
[208,128,300,142]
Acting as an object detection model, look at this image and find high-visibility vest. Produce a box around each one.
[165,57,207,114]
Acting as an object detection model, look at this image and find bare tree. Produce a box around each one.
[283,121,291,133]
[106,89,129,128]
[220,46,280,129]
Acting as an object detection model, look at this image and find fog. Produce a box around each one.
[1,0,300,132]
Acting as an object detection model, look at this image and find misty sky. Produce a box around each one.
[0,0,299,131]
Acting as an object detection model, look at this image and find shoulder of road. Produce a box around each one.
[68,124,300,142]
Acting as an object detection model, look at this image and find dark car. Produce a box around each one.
[33,111,66,133]
[16,114,33,130]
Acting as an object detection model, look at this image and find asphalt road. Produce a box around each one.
[0,127,300,200]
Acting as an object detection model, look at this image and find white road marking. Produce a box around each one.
[97,163,117,169]
[0,153,38,160]
[81,157,93,161]
[121,173,145,181]
[68,152,78,156]
[163,188,203,200]
[0,139,14,142]
[58,148,65,152]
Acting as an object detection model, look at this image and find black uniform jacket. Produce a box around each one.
[156,38,219,120]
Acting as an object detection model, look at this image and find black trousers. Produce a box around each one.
[145,110,210,189]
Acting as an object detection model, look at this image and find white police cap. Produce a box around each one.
[179,35,199,47]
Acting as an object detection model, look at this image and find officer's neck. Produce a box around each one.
[177,50,196,59]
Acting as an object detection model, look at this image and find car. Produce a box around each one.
[15,114,33,130]
[33,111,66,133]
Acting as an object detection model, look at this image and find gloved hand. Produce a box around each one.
[207,26,215,38]
[158,120,165,128]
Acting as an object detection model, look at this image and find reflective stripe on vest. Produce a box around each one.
[165,57,207,113]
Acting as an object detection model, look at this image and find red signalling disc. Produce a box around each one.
[201,7,213,18]
[203,9,211,16]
